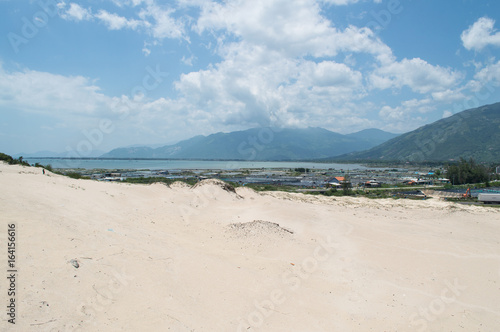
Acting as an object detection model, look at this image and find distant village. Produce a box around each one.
[66,164,499,203]
[83,166,458,188]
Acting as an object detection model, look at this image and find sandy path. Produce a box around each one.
[0,163,499,331]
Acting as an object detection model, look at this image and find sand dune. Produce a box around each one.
[1,162,499,331]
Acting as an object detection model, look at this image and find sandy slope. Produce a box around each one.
[0,162,499,331]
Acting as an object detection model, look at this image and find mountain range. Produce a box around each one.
[17,102,499,163]
[335,102,500,163]
[101,127,399,161]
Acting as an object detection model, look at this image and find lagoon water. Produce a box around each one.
[25,158,367,171]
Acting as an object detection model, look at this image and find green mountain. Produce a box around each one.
[101,127,398,161]
[335,102,500,163]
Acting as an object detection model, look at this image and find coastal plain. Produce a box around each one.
[1,162,499,331]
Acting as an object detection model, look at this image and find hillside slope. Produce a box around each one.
[336,102,500,163]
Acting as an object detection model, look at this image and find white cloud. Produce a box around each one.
[60,3,92,21]
[110,0,145,7]
[431,89,465,103]
[442,110,453,118]
[58,1,185,41]
[461,17,500,51]
[0,65,110,116]
[378,101,430,133]
[181,55,195,66]
[168,0,404,129]
[379,105,404,121]
[380,99,433,121]
[60,0,392,62]
[300,61,362,88]
[142,47,151,56]
[37,0,485,145]
[401,98,434,114]
[370,58,462,94]
[138,3,186,40]
[175,37,367,129]
[176,0,208,7]
[195,0,392,60]
[474,60,500,85]
[463,60,500,94]
[0,64,214,148]
[96,10,142,30]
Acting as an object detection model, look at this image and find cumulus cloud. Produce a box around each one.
[431,89,466,103]
[195,0,392,59]
[109,0,145,7]
[96,10,143,30]
[58,1,185,40]
[300,61,362,87]
[474,60,500,85]
[0,65,110,116]
[370,58,462,94]
[378,100,430,133]
[379,105,404,121]
[138,3,186,40]
[29,0,498,144]
[60,3,92,21]
[0,64,211,147]
[175,41,366,129]
[461,17,500,51]
[170,0,402,129]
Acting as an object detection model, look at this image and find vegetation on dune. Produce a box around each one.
[240,183,297,192]
[0,153,30,166]
[123,177,198,186]
[61,171,89,179]
[1,152,91,179]
[305,188,427,199]
[42,164,53,172]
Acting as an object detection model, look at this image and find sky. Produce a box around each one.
[1,0,500,156]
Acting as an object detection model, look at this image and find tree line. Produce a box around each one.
[446,158,494,185]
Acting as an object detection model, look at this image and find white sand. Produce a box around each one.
[1,162,499,331]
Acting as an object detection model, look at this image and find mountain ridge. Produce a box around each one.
[334,102,500,163]
[101,127,399,161]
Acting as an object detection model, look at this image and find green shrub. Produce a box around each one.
[65,172,83,179]
[124,177,198,186]
[0,153,14,164]
[0,153,30,166]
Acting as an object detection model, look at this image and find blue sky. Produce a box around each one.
[1,0,500,156]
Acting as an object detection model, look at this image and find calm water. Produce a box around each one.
[25,158,367,171]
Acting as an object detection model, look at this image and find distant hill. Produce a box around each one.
[335,102,500,163]
[101,127,398,161]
